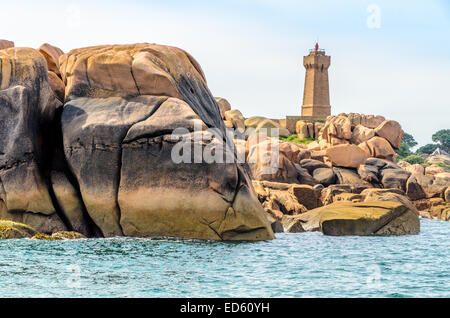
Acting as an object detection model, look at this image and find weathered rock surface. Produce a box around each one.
[0,47,67,234]
[0,220,38,239]
[333,167,369,187]
[380,168,411,191]
[285,201,419,235]
[60,44,273,240]
[358,136,396,162]
[374,120,404,149]
[254,118,290,137]
[406,173,448,200]
[0,40,14,50]
[321,116,352,141]
[362,188,418,214]
[426,155,450,166]
[247,138,299,183]
[350,125,375,144]
[224,109,245,131]
[405,164,425,175]
[425,165,446,176]
[215,97,231,119]
[347,113,385,129]
[38,43,64,76]
[299,159,329,174]
[47,71,65,102]
[325,144,368,168]
[0,43,274,241]
[313,168,336,186]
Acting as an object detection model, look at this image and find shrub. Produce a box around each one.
[400,155,425,165]
[279,134,314,145]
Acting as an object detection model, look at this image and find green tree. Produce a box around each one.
[402,133,418,148]
[432,129,450,152]
[395,142,411,159]
[416,143,439,155]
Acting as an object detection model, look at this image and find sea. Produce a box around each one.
[0,218,448,298]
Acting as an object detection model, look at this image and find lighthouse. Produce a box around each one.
[301,42,331,117]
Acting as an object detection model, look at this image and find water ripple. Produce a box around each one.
[0,219,449,297]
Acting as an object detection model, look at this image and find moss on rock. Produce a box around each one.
[52,231,86,239]
[0,220,38,239]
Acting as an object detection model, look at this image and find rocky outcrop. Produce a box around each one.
[38,43,64,77]
[224,109,245,131]
[397,158,450,221]
[215,97,231,119]
[296,120,322,139]
[312,113,402,162]
[374,120,404,149]
[325,144,368,168]
[359,137,396,161]
[350,125,375,144]
[0,220,38,239]
[31,231,86,240]
[0,47,69,234]
[255,118,290,137]
[0,40,14,50]
[246,135,312,184]
[284,201,419,236]
[426,155,450,166]
[0,43,275,241]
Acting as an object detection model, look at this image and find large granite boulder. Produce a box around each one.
[362,188,418,214]
[59,44,273,240]
[374,120,404,149]
[380,168,411,191]
[247,137,299,184]
[1,44,274,241]
[350,125,375,144]
[404,164,425,175]
[224,109,245,131]
[333,167,369,187]
[0,40,14,50]
[215,97,231,119]
[312,168,336,186]
[347,113,385,129]
[285,201,419,236]
[38,43,64,77]
[358,136,396,162]
[325,144,368,168]
[0,47,69,234]
[299,159,329,174]
[406,173,448,200]
[321,115,352,141]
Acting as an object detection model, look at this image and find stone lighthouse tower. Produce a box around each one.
[301,42,331,118]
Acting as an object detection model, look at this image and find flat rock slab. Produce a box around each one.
[285,201,419,236]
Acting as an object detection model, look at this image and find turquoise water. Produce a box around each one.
[0,219,449,298]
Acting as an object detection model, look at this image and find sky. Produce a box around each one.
[1,0,449,147]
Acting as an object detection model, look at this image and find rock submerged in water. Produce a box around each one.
[31,231,86,240]
[0,43,274,241]
[284,201,419,236]
[0,220,38,239]
[0,219,86,240]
